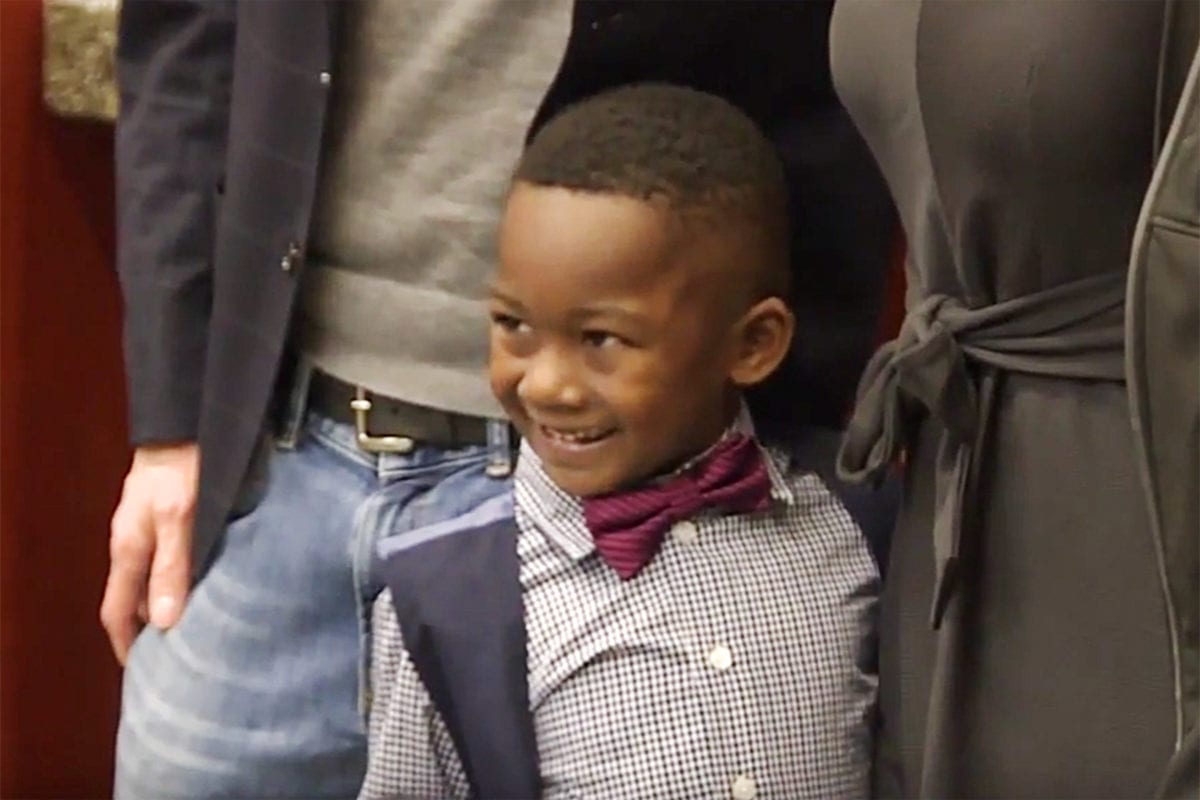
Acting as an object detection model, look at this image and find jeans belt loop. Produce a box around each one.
[485,420,514,478]
[275,357,314,451]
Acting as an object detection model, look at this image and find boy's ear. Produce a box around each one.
[728,296,795,388]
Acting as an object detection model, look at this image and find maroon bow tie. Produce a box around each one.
[582,434,772,580]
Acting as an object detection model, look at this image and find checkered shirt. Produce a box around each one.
[360,420,879,800]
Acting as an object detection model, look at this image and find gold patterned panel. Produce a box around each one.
[43,0,120,122]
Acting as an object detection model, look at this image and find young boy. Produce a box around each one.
[360,84,883,800]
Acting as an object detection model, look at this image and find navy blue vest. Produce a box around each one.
[374,431,898,799]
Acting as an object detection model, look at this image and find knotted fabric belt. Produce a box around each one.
[837,270,1128,628]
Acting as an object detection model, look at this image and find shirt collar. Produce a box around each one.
[514,402,796,563]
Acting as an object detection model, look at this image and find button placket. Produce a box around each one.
[678,517,751,797]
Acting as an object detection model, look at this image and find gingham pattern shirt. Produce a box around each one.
[361,420,879,800]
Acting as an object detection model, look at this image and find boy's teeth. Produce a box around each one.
[546,427,608,443]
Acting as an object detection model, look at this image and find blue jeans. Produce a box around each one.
[114,408,511,799]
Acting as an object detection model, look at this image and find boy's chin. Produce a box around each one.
[542,466,625,499]
[537,458,649,499]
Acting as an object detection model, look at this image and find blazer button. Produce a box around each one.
[280,241,303,273]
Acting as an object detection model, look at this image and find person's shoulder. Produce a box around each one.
[763,426,898,572]
[760,425,840,496]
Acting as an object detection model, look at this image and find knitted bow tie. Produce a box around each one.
[582,434,772,580]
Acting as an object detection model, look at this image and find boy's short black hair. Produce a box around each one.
[515,83,790,297]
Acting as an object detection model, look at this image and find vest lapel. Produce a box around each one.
[376,493,540,799]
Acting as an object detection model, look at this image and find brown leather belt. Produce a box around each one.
[307,369,488,452]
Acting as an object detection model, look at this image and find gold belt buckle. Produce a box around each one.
[350,387,415,454]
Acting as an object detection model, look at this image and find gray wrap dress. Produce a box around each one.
[830,1,1181,797]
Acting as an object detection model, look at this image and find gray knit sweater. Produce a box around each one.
[298,0,572,417]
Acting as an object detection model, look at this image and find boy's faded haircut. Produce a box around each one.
[514,83,790,298]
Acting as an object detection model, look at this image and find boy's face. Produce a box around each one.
[490,183,760,497]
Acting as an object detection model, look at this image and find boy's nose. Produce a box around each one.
[517,351,585,410]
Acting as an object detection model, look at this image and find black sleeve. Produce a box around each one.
[735,0,899,434]
[757,104,897,434]
[115,0,235,445]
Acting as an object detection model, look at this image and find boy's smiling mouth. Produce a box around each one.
[534,423,619,455]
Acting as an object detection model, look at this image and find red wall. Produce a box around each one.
[1,1,127,796]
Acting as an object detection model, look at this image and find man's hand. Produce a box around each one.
[101,442,200,664]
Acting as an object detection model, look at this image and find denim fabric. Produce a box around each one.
[114,411,510,799]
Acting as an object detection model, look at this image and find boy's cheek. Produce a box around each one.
[487,352,521,401]
[495,389,527,428]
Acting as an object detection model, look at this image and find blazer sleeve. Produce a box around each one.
[115,0,235,445]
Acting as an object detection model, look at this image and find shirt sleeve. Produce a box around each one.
[359,590,466,800]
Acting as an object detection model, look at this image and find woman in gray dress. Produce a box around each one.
[830,1,1198,797]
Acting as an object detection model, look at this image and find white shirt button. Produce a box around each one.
[671,520,699,544]
[707,644,733,671]
[731,774,757,800]
[318,71,332,86]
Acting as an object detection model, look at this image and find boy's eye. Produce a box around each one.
[491,312,529,334]
[581,330,625,349]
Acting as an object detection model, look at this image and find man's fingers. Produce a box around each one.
[101,442,200,663]
[101,503,154,664]
[147,500,193,630]
[101,565,146,666]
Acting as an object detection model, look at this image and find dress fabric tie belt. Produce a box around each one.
[837,269,1128,629]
